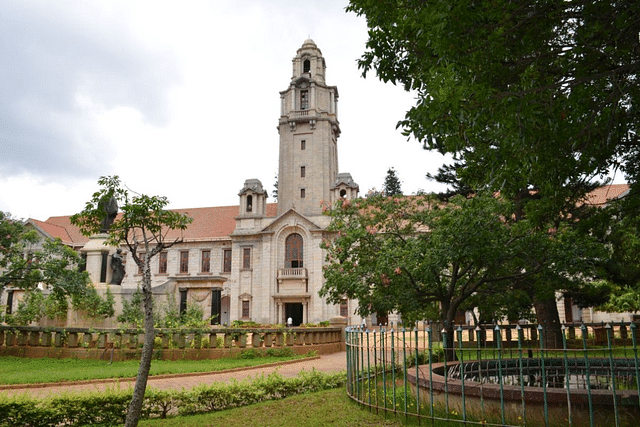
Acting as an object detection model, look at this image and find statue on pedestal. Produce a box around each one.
[99,196,118,233]
[110,249,125,285]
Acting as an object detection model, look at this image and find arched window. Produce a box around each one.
[246,195,253,212]
[303,59,310,73]
[285,233,304,268]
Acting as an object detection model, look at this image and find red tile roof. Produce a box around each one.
[26,185,628,248]
[584,183,629,207]
[30,203,279,246]
[29,217,84,247]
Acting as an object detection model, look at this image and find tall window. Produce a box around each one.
[340,299,349,317]
[300,166,306,177]
[159,251,168,274]
[201,250,211,273]
[300,188,305,198]
[285,233,304,268]
[301,139,306,150]
[242,300,250,319]
[242,248,251,270]
[300,90,309,110]
[223,249,232,273]
[180,251,189,273]
[303,59,310,73]
[246,195,253,212]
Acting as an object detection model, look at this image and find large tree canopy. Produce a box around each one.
[348,0,639,221]
[320,194,605,354]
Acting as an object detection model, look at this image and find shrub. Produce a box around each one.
[0,371,347,426]
[239,349,260,359]
[231,320,262,328]
[265,347,295,357]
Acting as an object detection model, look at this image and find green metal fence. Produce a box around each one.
[346,322,640,427]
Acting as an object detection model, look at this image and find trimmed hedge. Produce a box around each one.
[0,370,346,426]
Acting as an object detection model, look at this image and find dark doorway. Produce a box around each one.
[179,289,187,315]
[285,303,304,326]
[211,289,221,325]
[376,311,388,326]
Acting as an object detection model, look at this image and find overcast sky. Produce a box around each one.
[1,0,451,220]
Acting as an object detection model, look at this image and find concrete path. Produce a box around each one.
[0,352,347,399]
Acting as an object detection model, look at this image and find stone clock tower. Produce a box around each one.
[277,39,343,217]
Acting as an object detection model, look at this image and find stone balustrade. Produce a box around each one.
[0,324,345,361]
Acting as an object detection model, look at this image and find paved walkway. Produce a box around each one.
[0,352,347,399]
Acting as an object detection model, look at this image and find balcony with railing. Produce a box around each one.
[277,268,308,280]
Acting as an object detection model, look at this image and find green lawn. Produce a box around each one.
[0,354,304,385]
[138,388,404,427]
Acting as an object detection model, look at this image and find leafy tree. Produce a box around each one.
[365,187,384,198]
[321,194,603,357]
[1,212,42,295]
[348,0,639,214]
[273,173,278,201]
[1,212,112,324]
[346,0,639,336]
[383,167,402,196]
[71,176,192,427]
[590,199,640,312]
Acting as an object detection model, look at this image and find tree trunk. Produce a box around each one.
[533,296,563,350]
[442,305,458,362]
[124,268,156,427]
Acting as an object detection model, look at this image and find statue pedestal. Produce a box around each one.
[80,234,119,286]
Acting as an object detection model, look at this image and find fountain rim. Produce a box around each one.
[407,359,639,406]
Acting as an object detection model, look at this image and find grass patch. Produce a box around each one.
[0,354,304,385]
[138,388,403,427]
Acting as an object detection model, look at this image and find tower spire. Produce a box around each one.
[277,40,340,216]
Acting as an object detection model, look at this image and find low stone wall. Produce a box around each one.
[0,325,345,361]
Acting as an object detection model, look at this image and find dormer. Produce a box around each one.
[238,179,268,217]
[331,173,359,203]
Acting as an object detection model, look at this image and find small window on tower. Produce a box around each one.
[340,189,347,198]
[301,140,306,150]
[303,59,310,73]
[300,188,306,198]
[242,248,251,270]
[300,90,309,110]
[246,195,253,212]
[301,166,306,177]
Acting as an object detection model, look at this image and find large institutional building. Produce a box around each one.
[3,40,633,329]
[15,40,361,328]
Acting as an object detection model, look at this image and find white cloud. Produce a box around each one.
[0,0,449,220]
